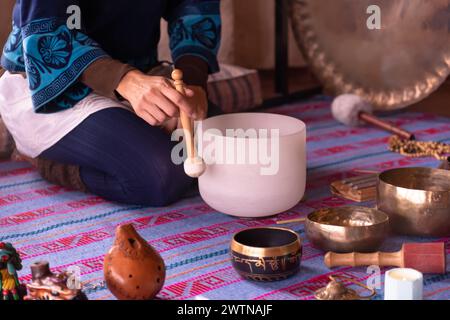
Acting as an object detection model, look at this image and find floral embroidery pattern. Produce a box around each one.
[1,24,25,72]
[168,0,221,72]
[5,25,22,53]
[169,17,219,51]
[191,18,219,49]
[170,20,189,50]
[2,18,107,112]
[23,55,41,91]
[38,31,72,69]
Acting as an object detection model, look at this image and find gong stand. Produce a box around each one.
[275,0,289,96]
[264,0,322,108]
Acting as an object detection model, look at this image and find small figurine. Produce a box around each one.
[24,261,87,300]
[315,275,375,300]
[0,242,24,300]
[104,224,166,300]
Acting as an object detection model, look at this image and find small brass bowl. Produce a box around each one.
[378,167,450,236]
[230,227,302,282]
[306,206,389,253]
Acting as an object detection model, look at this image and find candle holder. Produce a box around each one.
[384,268,423,300]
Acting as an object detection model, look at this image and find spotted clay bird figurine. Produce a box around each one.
[104,224,166,300]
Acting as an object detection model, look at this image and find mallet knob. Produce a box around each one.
[171,69,183,82]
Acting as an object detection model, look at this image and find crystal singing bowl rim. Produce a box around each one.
[201,113,306,139]
[379,167,450,193]
[307,206,390,228]
[231,227,302,257]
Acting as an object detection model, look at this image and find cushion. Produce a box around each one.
[207,64,262,113]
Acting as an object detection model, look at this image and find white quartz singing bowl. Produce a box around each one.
[198,113,306,218]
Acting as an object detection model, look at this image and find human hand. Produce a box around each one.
[116,70,196,126]
[186,85,208,121]
[160,85,208,134]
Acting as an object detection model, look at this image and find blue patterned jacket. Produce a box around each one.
[1,0,221,113]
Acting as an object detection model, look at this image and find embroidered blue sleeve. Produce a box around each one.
[1,1,108,113]
[166,0,221,73]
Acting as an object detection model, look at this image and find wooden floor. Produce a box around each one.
[260,68,450,117]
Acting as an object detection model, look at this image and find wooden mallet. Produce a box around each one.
[171,69,206,178]
[324,242,447,274]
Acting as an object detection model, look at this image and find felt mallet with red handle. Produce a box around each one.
[332,94,415,140]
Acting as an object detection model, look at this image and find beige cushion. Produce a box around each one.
[207,64,262,113]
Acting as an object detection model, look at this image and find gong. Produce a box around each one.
[290,0,450,110]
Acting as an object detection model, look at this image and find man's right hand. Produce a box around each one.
[116,70,196,126]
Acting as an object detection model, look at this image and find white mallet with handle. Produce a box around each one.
[171,69,206,178]
[331,94,415,140]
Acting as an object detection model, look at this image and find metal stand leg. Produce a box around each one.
[275,0,289,96]
[262,0,322,108]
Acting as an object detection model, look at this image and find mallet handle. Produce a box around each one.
[172,69,195,159]
[325,251,404,269]
[359,112,415,140]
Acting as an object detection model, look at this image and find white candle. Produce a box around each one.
[384,268,423,300]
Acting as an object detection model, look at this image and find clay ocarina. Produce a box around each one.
[104,224,166,300]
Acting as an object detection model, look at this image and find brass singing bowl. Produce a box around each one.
[306,207,389,253]
[377,167,450,237]
[230,227,302,282]
[289,0,450,110]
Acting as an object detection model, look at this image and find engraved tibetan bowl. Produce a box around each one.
[230,227,302,281]
[377,167,450,237]
[306,206,389,253]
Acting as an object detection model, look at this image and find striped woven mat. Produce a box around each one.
[1,96,449,300]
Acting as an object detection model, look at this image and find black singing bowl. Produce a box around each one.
[230,227,302,282]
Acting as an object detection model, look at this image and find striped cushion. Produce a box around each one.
[207,64,262,113]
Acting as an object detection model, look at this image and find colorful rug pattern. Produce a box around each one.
[1,96,449,300]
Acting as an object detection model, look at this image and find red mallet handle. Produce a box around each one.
[325,242,446,274]
[403,243,446,274]
[359,112,415,140]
